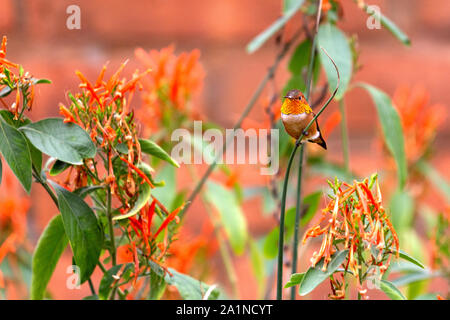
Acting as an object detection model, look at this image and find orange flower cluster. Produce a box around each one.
[322,0,334,13]
[303,175,399,299]
[392,85,445,163]
[322,0,345,14]
[167,222,216,274]
[57,63,189,294]
[58,62,152,198]
[0,36,38,119]
[135,45,205,134]
[116,198,184,286]
[0,169,30,289]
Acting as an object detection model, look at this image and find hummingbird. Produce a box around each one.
[281,89,327,150]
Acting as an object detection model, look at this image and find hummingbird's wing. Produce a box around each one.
[281,112,327,149]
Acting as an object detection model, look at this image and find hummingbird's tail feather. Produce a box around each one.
[308,132,327,150]
[308,119,327,150]
[315,135,327,150]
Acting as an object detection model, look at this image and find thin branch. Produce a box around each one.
[290,0,322,300]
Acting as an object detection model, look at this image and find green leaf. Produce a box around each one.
[414,293,439,300]
[140,138,179,168]
[113,171,151,220]
[151,164,176,211]
[98,263,133,300]
[73,185,105,199]
[115,142,129,154]
[391,271,435,287]
[380,279,406,300]
[149,269,167,300]
[20,118,96,165]
[204,181,248,255]
[358,83,407,188]
[285,273,305,289]
[50,160,71,176]
[114,162,152,220]
[246,0,305,53]
[389,190,414,231]
[288,39,312,74]
[33,78,52,85]
[165,268,222,300]
[417,161,450,202]
[31,215,69,300]
[50,181,103,283]
[317,23,353,100]
[285,41,321,96]
[0,118,32,192]
[0,86,12,98]
[27,139,43,171]
[363,5,410,46]
[283,0,302,13]
[263,207,296,259]
[299,250,348,296]
[0,110,42,171]
[300,191,322,226]
[389,261,424,274]
[249,239,265,297]
[263,227,280,259]
[397,250,425,269]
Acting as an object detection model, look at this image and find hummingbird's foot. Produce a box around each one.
[302,130,309,137]
[295,139,303,147]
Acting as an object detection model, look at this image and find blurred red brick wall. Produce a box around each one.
[1,0,449,299]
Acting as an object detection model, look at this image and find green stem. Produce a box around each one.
[32,168,58,207]
[107,186,116,266]
[357,242,363,300]
[98,262,107,273]
[276,142,300,300]
[339,98,350,172]
[88,278,96,296]
[290,144,304,300]
[104,149,117,268]
[289,0,322,300]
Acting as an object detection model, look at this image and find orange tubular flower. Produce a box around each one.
[0,169,30,293]
[1,36,46,119]
[322,0,333,13]
[119,157,155,189]
[303,175,399,299]
[153,205,184,239]
[167,223,216,274]
[135,45,205,134]
[59,104,76,123]
[391,85,446,163]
